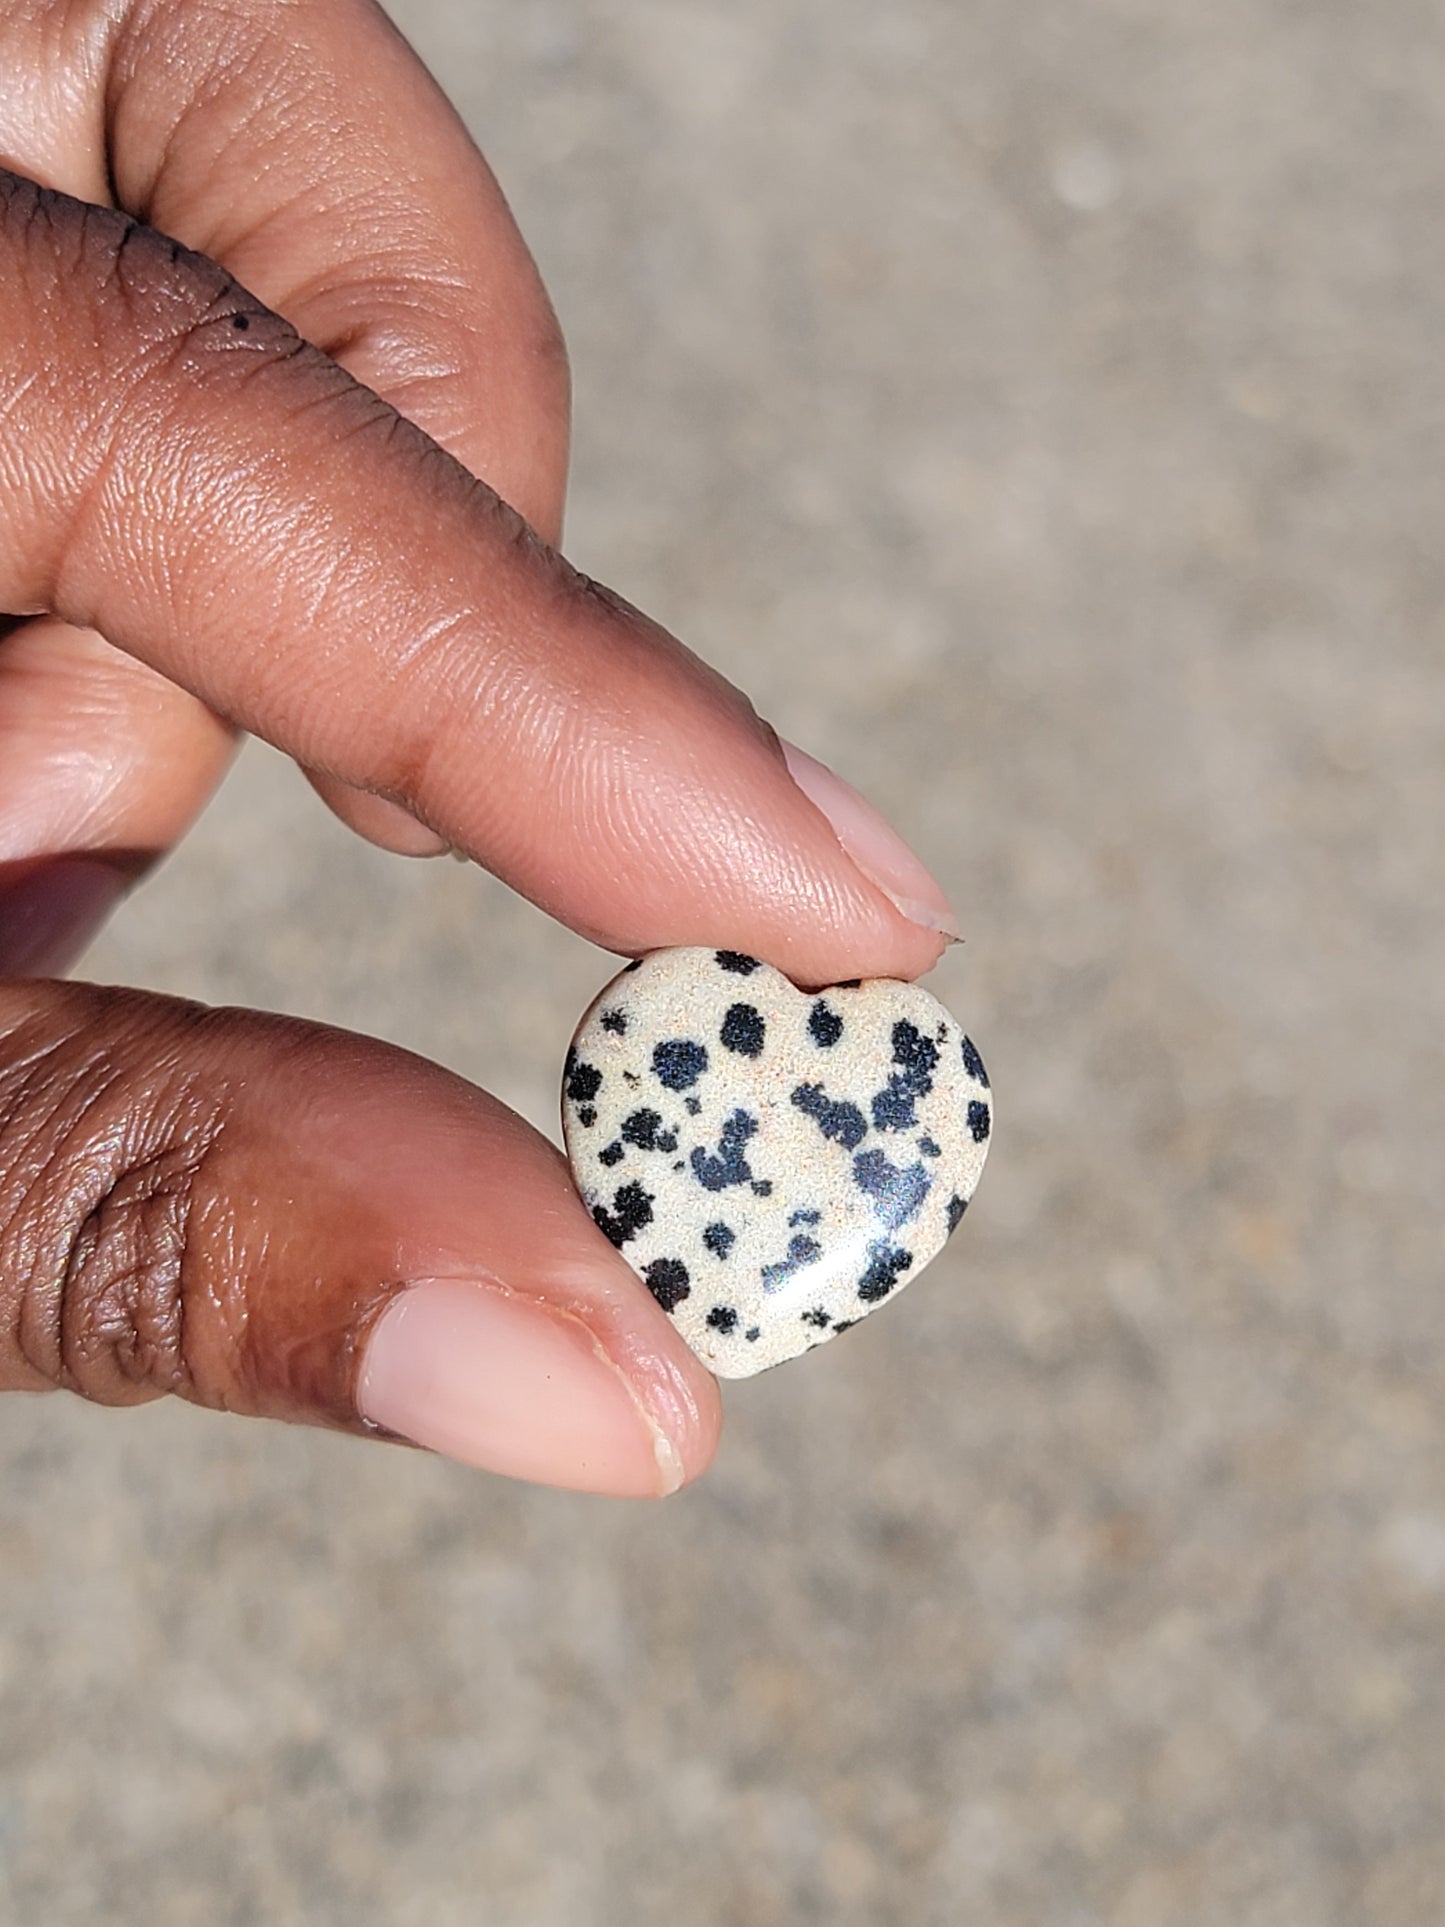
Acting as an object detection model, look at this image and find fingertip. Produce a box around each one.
[304,771,450,857]
[0,855,130,978]
[779,739,960,943]
[604,1308,725,1496]
[357,1277,713,1498]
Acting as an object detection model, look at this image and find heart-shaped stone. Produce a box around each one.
[562,947,991,1377]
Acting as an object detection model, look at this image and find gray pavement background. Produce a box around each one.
[3,1,1445,1921]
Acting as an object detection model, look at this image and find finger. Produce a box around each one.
[0,856,133,980]
[0,175,956,987]
[0,0,570,541]
[0,617,235,973]
[0,617,233,866]
[0,980,720,1497]
[0,611,445,878]
[108,0,573,855]
[0,0,570,866]
[0,624,451,868]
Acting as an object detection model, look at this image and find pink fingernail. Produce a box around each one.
[781,741,960,939]
[0,857,129,978]
[357,1279,684,1497]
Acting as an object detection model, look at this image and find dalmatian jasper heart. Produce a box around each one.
[562,947,991,1378]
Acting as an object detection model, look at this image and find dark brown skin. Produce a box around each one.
[0,0,951,1493]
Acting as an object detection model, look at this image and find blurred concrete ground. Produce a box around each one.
[3,1,1445,1921]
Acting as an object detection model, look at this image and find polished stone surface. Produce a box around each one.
[563,948,990,1375]
[3,1,1444,1921]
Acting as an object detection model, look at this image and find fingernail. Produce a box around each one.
[780,740,960,939]
[357,1279,684,1497]
[0,857,129,978]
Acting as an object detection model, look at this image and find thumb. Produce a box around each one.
[0,977,719,1497]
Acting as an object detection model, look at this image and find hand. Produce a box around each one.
[0,0,957,1495]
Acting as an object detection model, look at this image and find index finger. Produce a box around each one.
[0,174,956,985]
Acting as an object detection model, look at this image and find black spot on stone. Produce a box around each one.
[745,1327,761,1342]
[801,1306,831,1329]
[643,1257,691,1312]
[591,1180,654,1247]
[852,1148,931,1230]
[832,1317,859,1335]
[892,1019,940,1082]
[808,1000,844,1048]
[706,1305,738,1333]
[791,1082,868,1150]
[946,1193,969,1234]
[566,1059,603,1104]
[577,1106,597,1128]
[968,1100,991,1143]
[672,1160,685,1171]
[600,1008,628,1035]
[599,1141,624,1167]
[685,1095,702,1116]
[690,1109,757,1191]
[870,1019,943,1132]
[858,1240,912,1302]
[715,951,761,974]
[232,313,250,330]
[620,1108,678,1153]
[653,1038,709,1090]
[623,1070,640,1087]
[751,1180,773,1197]
[761,1233,823,1291]
[961,1036,990,1088]
[918,1135,942,1158]
[703,1222,735,1258]
[720,1003,766,1057]
[788,1208,821,1227]
[871,1078,920,1131]
[936,1023,949,1043]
